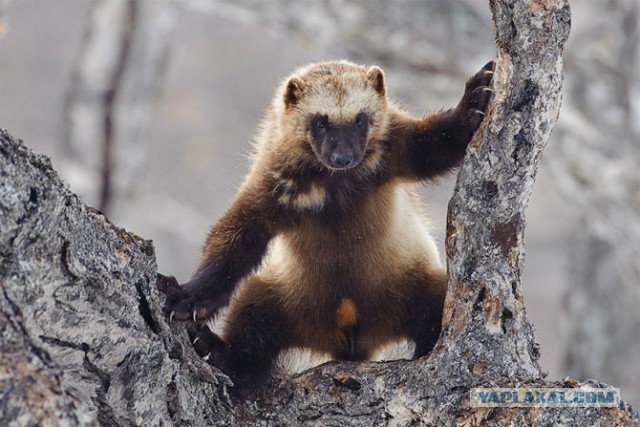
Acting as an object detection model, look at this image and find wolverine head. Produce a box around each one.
[280,61,389,171]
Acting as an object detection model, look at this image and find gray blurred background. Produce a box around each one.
[0,0,638,407]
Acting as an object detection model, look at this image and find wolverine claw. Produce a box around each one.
[169,311,175,323]
[193,310,198,323]
[473,86,493,95]
[203,352,211,362]
[458,60,495,127]
[482,60,496,72]
[193,336,200,345]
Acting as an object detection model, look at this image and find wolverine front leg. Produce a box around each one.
[161,184,287,323]
[395,60,495,179]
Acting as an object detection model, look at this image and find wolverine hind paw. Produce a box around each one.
[187,322,230,368]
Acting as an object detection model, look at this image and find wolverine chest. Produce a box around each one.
[257,184,441,292]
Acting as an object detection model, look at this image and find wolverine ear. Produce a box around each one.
[366,66,386,96]
[284,77,305,108]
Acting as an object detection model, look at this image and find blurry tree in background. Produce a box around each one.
[62,0,177,213]
[192,0,496,98]
[1,0,638,407]
[548,0,639,402]
[0,1,10,37]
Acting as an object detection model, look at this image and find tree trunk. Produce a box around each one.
[1,1,638,426]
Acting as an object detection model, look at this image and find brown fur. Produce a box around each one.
[161,59,495,395]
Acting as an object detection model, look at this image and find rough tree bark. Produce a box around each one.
[1,1,639,427]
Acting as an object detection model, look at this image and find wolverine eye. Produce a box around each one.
[311,115,329,133]
[355,112,368,131]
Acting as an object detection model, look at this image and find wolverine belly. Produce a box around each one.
[254,184,444,359]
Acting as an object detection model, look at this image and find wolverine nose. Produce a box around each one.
[331,152,354,168]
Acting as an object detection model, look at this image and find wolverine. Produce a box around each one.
[160,59,495,395]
